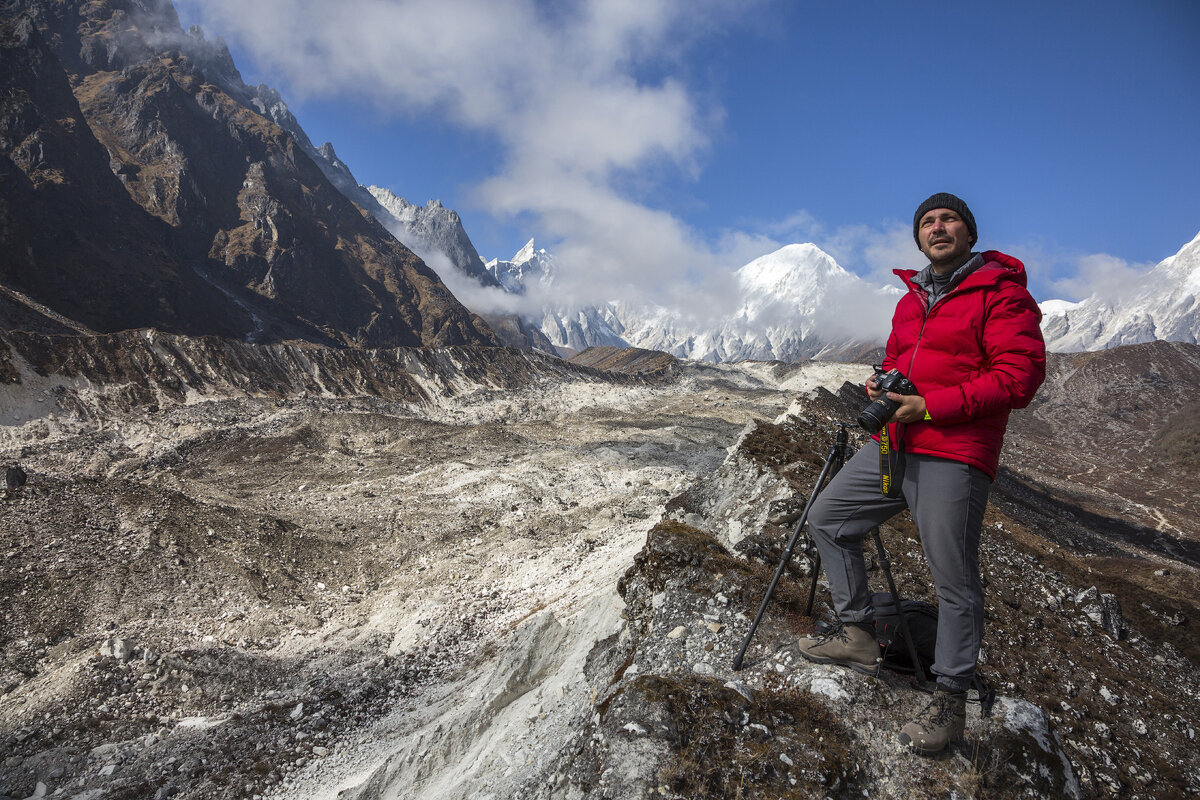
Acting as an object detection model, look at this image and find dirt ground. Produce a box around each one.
[0,357,864,799]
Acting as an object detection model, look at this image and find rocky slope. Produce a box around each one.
[0,0,496,349]
[1,332,1197,799]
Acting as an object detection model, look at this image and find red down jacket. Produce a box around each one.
[882,250,1046,480]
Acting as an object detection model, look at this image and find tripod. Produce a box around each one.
[732,423,929,687]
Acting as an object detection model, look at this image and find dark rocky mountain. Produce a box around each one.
[0,0,498,349]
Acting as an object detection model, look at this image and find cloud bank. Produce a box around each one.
[177,0,952,340]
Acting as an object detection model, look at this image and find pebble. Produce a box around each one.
[692,663,715,676]
[311,746,330,757]
[666,626,687,639]
[706,622,723,633]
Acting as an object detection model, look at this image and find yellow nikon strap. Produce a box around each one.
[878,424,905,498]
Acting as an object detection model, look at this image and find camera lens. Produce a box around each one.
[856,398,897,434]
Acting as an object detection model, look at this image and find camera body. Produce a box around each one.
[857,367,918,434]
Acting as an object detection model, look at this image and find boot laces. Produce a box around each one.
[814,622,852,645]
[920,692,959,727]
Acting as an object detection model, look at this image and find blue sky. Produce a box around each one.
[176,0,1200,307]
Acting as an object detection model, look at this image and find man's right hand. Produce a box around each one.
[865,374,884,400]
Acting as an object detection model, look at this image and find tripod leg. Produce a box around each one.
[871,527,928,687]
[732,432,846,671]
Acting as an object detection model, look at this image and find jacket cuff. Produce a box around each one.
[923,388,966,425]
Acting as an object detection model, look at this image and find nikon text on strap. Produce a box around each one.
[879,424,905,498]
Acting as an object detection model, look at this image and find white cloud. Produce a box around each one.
[1047,253,1154,303]
[178,0,760,312]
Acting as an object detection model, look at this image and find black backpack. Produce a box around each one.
[870,592,996,715]
[872,591,938,674]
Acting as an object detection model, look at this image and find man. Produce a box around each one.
[796,193,1046,755]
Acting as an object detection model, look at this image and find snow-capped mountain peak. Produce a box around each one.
[513,238,539,264]
[1041,230,1200,352]
[735,244,859,314]
[486,239,557,294]
[485,239,899,361]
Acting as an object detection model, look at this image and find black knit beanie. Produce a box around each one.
[913,192,977,246]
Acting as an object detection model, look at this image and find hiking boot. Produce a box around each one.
[797,622,880,676]
[899,688,967,755]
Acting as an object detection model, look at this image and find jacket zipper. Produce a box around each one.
[893,289,931,451]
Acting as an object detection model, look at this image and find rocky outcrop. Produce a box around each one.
[0,0,497,349]
[540,381,1199,798]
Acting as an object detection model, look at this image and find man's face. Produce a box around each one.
[917,208,974,270]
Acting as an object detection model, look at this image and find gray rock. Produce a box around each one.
[1082,593,1124,638]
[99,637,134,661]
[724,680,754,702]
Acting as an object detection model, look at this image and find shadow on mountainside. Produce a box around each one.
[995,469,1200,569]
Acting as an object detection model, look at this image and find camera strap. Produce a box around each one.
[878,424,905,498]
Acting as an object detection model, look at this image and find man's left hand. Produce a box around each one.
[888,393,928,424]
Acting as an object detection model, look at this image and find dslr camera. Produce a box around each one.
[857,366,918,434]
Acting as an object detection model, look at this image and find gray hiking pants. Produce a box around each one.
[806,443,990,691]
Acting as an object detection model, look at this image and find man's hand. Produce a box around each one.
[865,374,884,400]
[888,393,928,424]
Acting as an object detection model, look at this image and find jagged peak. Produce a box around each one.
[514,238,539,263]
